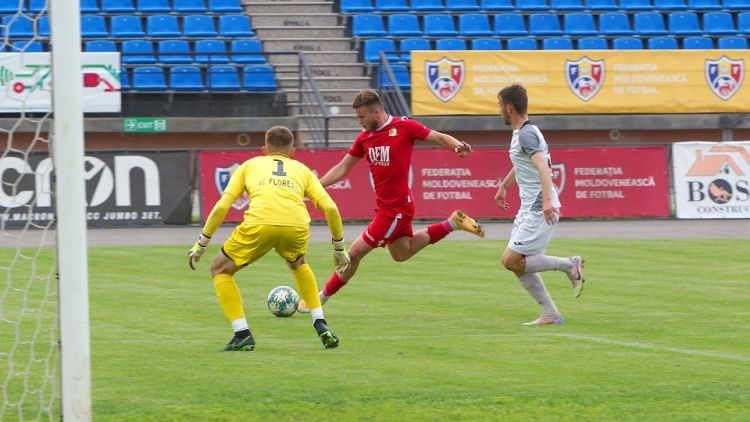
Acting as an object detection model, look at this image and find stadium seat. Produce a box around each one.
[529,13,563,36]
[564,13,597,35]
[517,0,549,10]
[219,15,254,37]
[543,37,574,49]
[184,15,218,37]
[551,0,585,10]
[207,66,240,91]
[38,15,49,37]
[668,12,701,35]
[132,67,167,91]
[471,37,502,49]
[340,0,375,12]
[654,0,688,9]
[737,12,750,34]
[480,0,514,10]
[363,38,398,62]
[158,40,193,64]
[122,40,157,64]
[634,12,668,35]
[0,1,25,13]
[111,16,145,38]
[352,14,387,36]
[718,36,748,49]
[584,0,618,10]
[435,38,467,50]
[120,69,130,90]
[11,40,43,52]
[703,12,737,35]
[174,0,208,12]
[80,0,100,12]
[424,14,458,36]
[459,13,492,36]
[687,0,721,9]
[620,0,653,10]
[209,0,244,12]
[1,15,34,38]
[682,36,713,48]
[231,39,266,64]
[613,37,644,49]
[137,0,171,12]
[599,12,633,35]
[376,0,410,11]
[494,13,528,35]
[379,65,410,90]
[195,40,229,64]
[170,66,205,91]
[723,0,750,10]
[147,15,181,38]
[243,65,278,91]
[101,0,136,12]
[578,37,609,49]
[411,0,445,11]
[507,37,537,50]
[81,16,109,38]
[648,36,679,49]
[29,0,47,13]
[86,40,117,52]
[400,37,431,61]
[446,0,480,10]
[388,14,422,36]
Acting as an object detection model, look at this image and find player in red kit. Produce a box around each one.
[298,90,485,313]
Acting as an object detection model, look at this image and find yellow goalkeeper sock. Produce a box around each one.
[292,263,321,310]
[213,274,245,322]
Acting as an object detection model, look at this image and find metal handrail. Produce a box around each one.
[296,51,330,147]
[375,51,411,118]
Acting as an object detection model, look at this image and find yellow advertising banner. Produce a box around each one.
[411,50,749,115]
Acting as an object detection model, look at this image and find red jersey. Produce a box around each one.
[348,116,431,215]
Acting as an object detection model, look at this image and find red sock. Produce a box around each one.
[427,220,453,244]
[323,271,347,297]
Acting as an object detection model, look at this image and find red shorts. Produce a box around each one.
[361,210,414,248]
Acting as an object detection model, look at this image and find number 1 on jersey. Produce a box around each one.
[272,159,287,176]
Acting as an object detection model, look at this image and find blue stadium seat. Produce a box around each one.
[341,0,375,12]
[174,0,207,12]
[446,0,480,10]
[634,12,668,35]
[363,38,398,62]
[682,36,713,48]
[111,16,145,38]
[376,0,410,11]
[0,1,25,13]
[132,67,167,91]
[184,15,218,37]
[613,37,644,49]
[412,0,445,11]
[723,0,750,10]
[424,14,458,36]
[584,0,618,10]
[718,36,748,48]
[459,13,492,36]
[400,38,431,61]
[669,12,701,35]
[564,13,597,35]
[138,0,171,12]
[738,12,750,34]
[517,0,549,10]
[208,66,240,91]
[620,0,653,10]
[81,16,109,38]
[1,15,34,38]
[599,12,633,35]
[120,69,129,90]
[471,37,502,49]
[379,65,411,90]
[480,0,514,10]
[231,39,266,64]
[494,13,528,35]
[219,15,254,37]
[122,40,157,64]
[170,66,205,91]
[551,0,585,10]
[507,38,537,50]
[542,37,574,49]
[38,15,49,37]
[578,37,609,49]
[648,36,678,49]
[435,38,467,50]
[243,65,277,91]
[388,14,422,36]
[687,0,721,9]
[195,39,229,64]
[703,12,737,35]
[654,0,688,9]
[12,40,43,52]
[147,15,181,38]
[529,13,563,35]
[209,0,244,12]
[81,0,100,12]
[86,40,117,52]
[352,14,387,36]
[101,0,136,12]
[158,40,193,64]
[29,0,47,13]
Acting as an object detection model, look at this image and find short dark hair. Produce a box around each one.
[265,126,294,147]
[352,89,382,109]
[498,84,528,115]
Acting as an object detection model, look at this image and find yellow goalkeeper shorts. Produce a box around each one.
[222,224,309,267]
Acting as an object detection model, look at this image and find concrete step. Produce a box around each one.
[268,51,359,65]
[248,13,340,27]
[243,2,334,14]
[284,88,363,104]
[299,128,362,144]
[287,101,352,114]
[296,114,361,129]
[262,38,353,53]
[277,76,371,90]
[274,63,366,78]
[255,26,345,38]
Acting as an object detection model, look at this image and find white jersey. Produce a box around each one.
[509,121,561,214]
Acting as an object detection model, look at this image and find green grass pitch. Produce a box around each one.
[3,239,750,420]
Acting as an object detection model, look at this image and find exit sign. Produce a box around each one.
[123,118,167,132]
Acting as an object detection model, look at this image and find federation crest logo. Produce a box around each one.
[215,163,249,211]
[552,163,566,195]
[565,57,605,101]
[705,56,744,101]
[425,57,465,102]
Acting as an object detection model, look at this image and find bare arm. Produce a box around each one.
[319,153,361,187]
[494,167,516,210]
[424,130,472,157]
[531,153,558,225]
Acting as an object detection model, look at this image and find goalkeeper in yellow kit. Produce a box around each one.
[187,126,350,350]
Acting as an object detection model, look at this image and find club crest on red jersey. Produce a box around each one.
[552,163,566,195]
[425,57,465,102]
[565,57,605,101]
[705,56,744,101]
[215,163,249,210]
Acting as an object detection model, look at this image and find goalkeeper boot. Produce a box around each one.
[567,256,585,299]
[523,314,564,326]
[222,332,256,351]
[314,319,339,349]
[449,210,485,238]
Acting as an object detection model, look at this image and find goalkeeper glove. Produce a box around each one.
[332,238,351,274]
[188,233,211,270]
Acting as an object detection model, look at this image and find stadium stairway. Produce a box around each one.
[243,0,369,144]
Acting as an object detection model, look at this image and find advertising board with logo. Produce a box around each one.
[411,51,748,115]
[0,151,191,227]
[673,142,750,219]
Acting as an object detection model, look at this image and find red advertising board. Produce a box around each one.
[199,146,669,221]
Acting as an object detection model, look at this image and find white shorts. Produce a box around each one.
[507,211,557,256]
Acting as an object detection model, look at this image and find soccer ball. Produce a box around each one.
[267,285,300,317]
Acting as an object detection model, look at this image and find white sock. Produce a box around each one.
[319,291,330,305]
[231,318,248,332]
[310,307,324,321]
[447,218,458,230]
[518,273,559,316]
[525,254,573,273]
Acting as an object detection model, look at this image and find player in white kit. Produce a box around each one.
[494,84,585,325]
